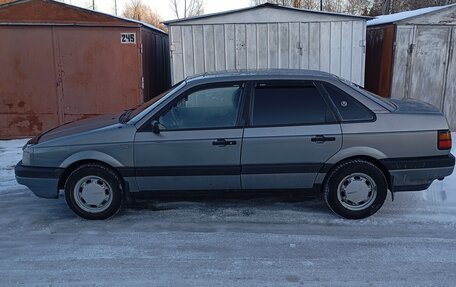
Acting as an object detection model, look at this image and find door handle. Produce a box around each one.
[311,135,336,143]
[212,138,237,146]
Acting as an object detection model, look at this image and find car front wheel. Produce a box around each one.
[324,159,388,219]
[64,163,123,220]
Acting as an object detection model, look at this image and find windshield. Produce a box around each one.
[339,78,397,111]
[123,80,185,122]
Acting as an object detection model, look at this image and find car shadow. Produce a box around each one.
[126,190,328,214]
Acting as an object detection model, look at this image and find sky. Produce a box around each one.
[63,0,251,22]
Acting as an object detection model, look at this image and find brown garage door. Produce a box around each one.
[0,26,59,138]
[55,26,142,123]
[0,25,142,138]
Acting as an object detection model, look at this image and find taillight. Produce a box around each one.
[438,130,452,150]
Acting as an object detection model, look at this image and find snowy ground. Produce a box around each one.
[1,139,456,286]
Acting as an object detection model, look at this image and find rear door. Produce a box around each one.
[241,80,342,190]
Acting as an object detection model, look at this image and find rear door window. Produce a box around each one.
[251,81,336,127]
[322,83,374,122]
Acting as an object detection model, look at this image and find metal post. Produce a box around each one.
[320,0,323,11]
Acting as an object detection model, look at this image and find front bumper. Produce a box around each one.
[381,154,455,192]
[15,161,63,199]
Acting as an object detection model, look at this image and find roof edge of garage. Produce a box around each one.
[367,3,456,26]
[0,0,167,35]
[163,3,372,25]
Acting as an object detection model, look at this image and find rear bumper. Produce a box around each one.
[381,154,455,192]
[15,161,63,199]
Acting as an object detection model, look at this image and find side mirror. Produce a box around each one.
[151,120,160,134]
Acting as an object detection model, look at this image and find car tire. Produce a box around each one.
[324,159,387,219]
[64,163,123,220]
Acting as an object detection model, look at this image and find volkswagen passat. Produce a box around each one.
[15,70,455,220]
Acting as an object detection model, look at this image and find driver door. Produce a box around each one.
[134,82,245,191]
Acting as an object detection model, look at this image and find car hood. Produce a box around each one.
[38,112,122,143]
[391,99,441,114]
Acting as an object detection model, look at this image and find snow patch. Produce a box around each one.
[0,139,28,195]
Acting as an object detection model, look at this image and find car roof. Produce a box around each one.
[185,69,339,84]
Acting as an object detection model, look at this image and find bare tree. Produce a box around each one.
[251,0,348,12]
[368,0,384,15]
[321,0,344,12]
[84,0,96,10]
[398,0,456,11]
[370,0,456,15]
[123,0,167,31]
[251,0,294,6]
[252,0,456,15]
[169,0,204,19]
[345,0,371,15]
[301,0,319,9]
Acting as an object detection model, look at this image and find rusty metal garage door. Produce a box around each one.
[0,27,59,137]
[0,26,142,139]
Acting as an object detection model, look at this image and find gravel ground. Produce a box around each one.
[1,139,456,287]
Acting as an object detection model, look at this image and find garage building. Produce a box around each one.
[164,3,370,86]
[365,4,456,129]
[0,0,170,139]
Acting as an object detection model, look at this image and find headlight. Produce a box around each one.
[22,145,33,166]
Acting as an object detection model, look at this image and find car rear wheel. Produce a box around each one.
[324,159,387,219]
[64,163,123,220]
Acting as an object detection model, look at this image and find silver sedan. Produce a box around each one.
[15,70,455,220]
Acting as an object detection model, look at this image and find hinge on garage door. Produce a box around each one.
[141,77,144,89]
[359,40,366,53]
[140,43,143,54]
[296,41,303,56]
[407,44,415,55]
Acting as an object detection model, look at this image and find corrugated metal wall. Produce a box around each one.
[391,24,456,129]
[169,21,366,86]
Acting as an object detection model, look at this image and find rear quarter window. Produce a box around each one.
[322,83,374,122]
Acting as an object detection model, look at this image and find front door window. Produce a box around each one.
[158,84,243,130]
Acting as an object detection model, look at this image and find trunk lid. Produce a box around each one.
[391,99,442,114]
